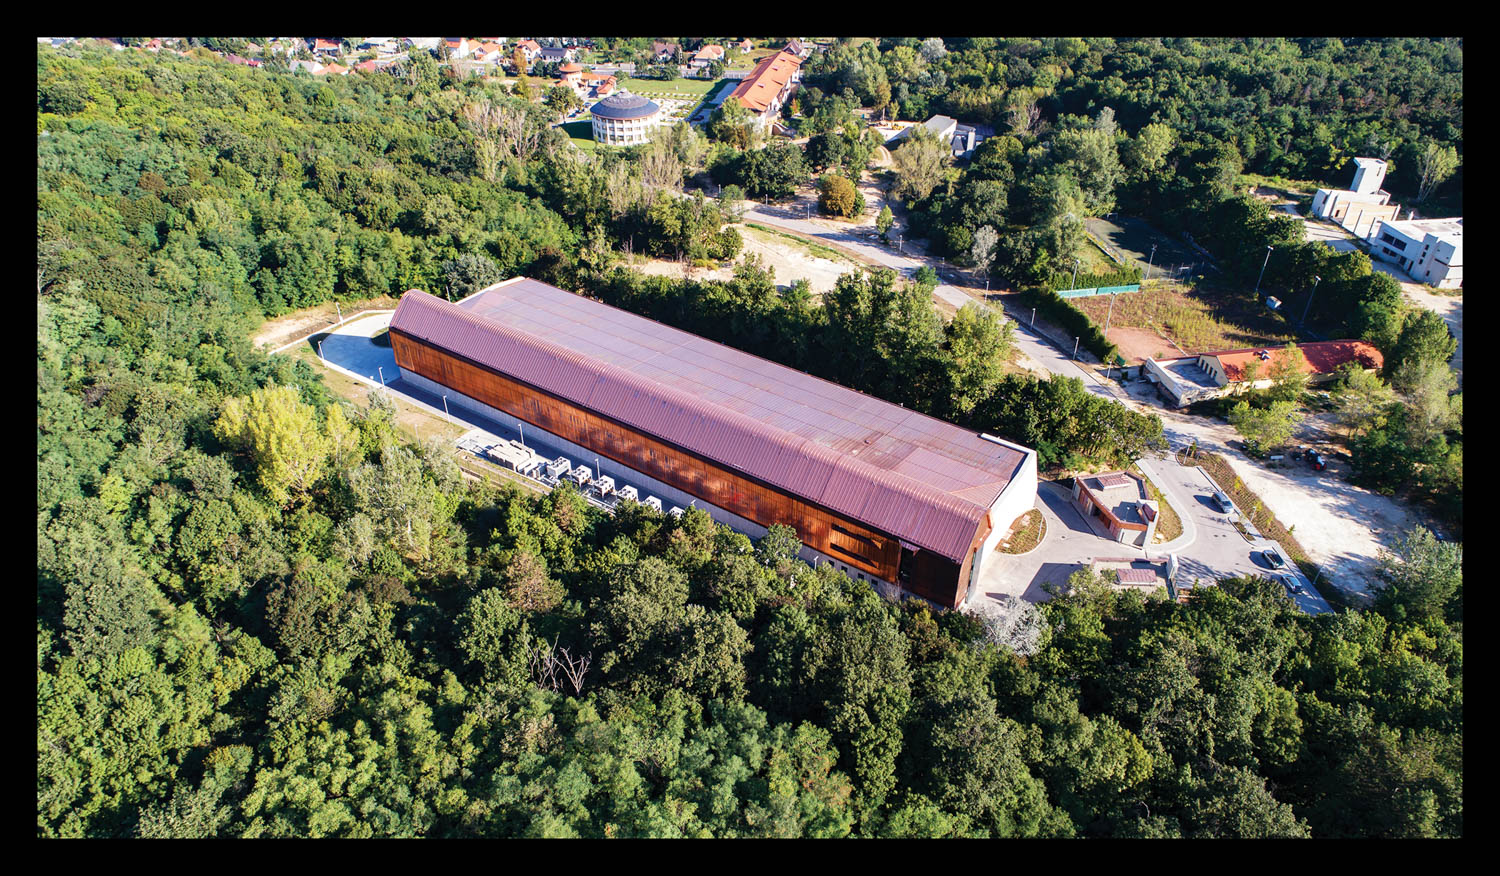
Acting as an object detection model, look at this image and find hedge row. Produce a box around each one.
[1046,265,1143,293]
[1020,286,1118,362]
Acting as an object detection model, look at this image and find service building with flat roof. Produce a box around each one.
[388,278,1038,607]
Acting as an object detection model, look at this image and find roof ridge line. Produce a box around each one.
[393,290,989,553]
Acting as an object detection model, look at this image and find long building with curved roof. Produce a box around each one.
[388,278,1036,607]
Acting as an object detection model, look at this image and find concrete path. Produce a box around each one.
[971,482,1131,605]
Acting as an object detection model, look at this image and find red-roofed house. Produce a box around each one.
[691,44,725,68]
[516,39,542,63]
[444,38,472,59]
[310,38,342,56]
[472,42,505,63]
[729,48,802,128]
[1144,340,1385,408]
[737,39,754,53]
[224,53,261,68]
[318,63,350,76]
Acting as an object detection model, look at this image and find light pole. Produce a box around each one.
[1030,307,1036,327]
[1071,258,1080,291]
[377,365,385,387]
[442,394,449,418]
[1299,275,1322,328]
[518,423,524,450]
[1146,244,1157,283]
[317,340,324,361]
[1072,337,1079,360]
[897,233,902,253]
[335,301,343,324]
[1104,288,1117,335]
[1254,245,1273,295]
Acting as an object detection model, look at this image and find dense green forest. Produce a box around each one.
[38,42,1460,837]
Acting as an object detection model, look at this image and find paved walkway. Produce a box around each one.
[971,482,1142,605]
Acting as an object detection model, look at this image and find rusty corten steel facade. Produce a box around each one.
[389,280,1030,606]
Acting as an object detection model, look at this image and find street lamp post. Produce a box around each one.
[378,365,385,387]
[1254,245,1273,295]
[1072,337,1079,360]
[1030,307,1036,327]
[335,301,342,324]
[1146,244,1158,283]
[1104,288,1117,335]
[317,340,324,361]
[518,423,524,450]
[442,394,449,419]
[1071,258,1080,291]
[1299,275,1322,328]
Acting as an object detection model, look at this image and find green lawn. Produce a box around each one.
[559,118,598,152]
[618,76,719,97]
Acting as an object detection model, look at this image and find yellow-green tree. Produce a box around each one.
[1265,342,1309,403]
[214,385,333,506]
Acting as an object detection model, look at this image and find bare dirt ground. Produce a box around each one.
[630,224,863,295]
[1124,379,1431,596]
[1105,325,1183,363]
[252,295,400,350]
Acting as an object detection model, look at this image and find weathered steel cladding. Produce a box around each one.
[390,328,929,592]
[391,289,997,563]
[454,280,1025,496]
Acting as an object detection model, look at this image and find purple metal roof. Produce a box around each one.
[390,281,1030,561]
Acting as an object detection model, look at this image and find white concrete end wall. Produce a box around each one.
[970,436,1039,590]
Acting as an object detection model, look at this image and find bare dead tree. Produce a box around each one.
[527,637,592,695]
[556,646,591,695]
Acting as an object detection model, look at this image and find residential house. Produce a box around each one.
[1311,157,1398,238]
[516,39,542,63]
[691,44,725,68]
[900,114,980,158]
[359,38,398,54]
[652,41,678,63]
[471,41,505,63]
[444,38,472,59]
[310,38,343,56]
[728,48,802,129]
[539,45,575,64]
[317,63,350,76]
[1144,340,1385,408]
[224,53,261,68]
[403,37,442,52]
[1071,472,1160,548]
[785,38,807,57]
[1370,217,1462,289]
[737,39,754,53]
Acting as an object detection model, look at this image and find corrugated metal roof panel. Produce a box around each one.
[395,284,1032,561]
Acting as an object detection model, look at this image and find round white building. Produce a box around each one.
[589,92,662,146]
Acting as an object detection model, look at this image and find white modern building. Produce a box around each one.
[1371,217,1463,288]
[589,92,662,146]
[1311,157,1398,237]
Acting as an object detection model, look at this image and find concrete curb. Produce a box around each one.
[269,308,396,355]
[1134,456,1198,554]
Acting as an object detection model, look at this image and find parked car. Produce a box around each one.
[1275,572,1303,594]
[1211,491,1234,514]
[1262,548,1286,570]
